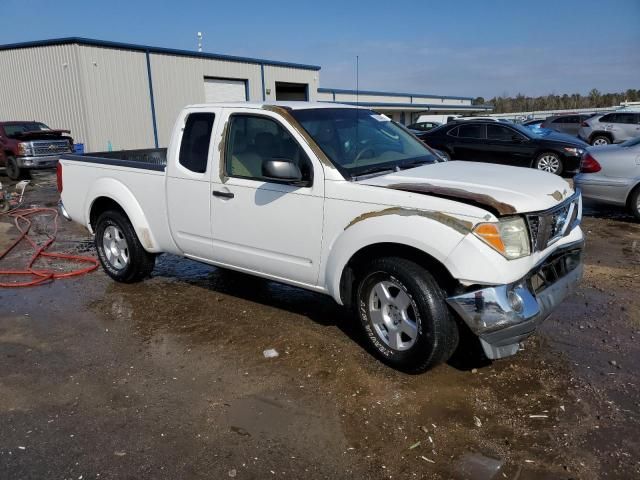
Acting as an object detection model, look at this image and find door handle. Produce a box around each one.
[212,190,234,199]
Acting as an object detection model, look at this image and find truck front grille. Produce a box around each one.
[526,193,581,252]
[31,140,72,156]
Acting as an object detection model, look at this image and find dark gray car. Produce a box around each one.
[541,113,593,136]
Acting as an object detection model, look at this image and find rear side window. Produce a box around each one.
[179,112,215,173]
[458,124,485,139]
[600,113,617,123]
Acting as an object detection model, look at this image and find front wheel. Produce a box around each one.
[355,257,459,373]
[5,156,30,181]
[95,209,156,283]
[629,187,640,221]
[534,152,563,175]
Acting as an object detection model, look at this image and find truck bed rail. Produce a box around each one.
[61,148,167,172]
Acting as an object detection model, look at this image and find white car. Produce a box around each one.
[58,102,584,372]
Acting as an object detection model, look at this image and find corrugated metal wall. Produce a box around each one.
[76,45,155,151]
[0,44,89,146]
[150,54,263,146]
[263,65,318,102]
[0,42,318,150]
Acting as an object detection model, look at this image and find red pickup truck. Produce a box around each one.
[0,121,73,180]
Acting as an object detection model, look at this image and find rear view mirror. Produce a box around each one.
[512,135,525,143]
[262,159,303,182]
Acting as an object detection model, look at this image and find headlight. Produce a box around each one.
[473,217,531,260]
[17,142,32,156]
[563,147,584,156]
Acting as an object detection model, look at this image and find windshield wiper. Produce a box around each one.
[350,165,397,181]
[399,159,433,170]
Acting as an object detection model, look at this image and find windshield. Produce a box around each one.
[4,122,51,137]
[290,108,438,178]
[621,136,640,147]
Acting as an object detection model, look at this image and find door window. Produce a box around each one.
[179,113,215,173]
[617,113,636,124]
[487,125,516,141]
[225,114,312,182]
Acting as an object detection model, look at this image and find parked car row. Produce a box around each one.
[416,119,588,176]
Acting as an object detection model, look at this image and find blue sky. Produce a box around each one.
[2,0,639,99]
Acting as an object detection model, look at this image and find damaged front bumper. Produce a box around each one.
[447,241,584,359]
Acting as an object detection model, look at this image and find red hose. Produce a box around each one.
[0,207,99,287]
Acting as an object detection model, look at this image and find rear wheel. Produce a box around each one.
[95,209,156,283]
[591,135,610,146]
[534,152,563,175]
[629,187,640,221]
[355,257,459,373]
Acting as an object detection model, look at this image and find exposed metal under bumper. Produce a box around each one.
[447,244,583,359]
[58,200,71,221]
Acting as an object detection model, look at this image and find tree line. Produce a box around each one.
[473,89,640,113]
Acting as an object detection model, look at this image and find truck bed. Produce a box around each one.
[61,148,167,171]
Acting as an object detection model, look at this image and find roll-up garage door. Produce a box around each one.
[204,78,247,102]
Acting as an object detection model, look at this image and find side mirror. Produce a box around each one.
[262,159,303,182]
[512,135,525,143]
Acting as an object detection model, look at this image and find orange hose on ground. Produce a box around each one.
[0,207,99,287]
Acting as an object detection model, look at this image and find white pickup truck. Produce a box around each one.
[58,102,584,372]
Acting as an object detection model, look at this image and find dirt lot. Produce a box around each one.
[1,172,639,479]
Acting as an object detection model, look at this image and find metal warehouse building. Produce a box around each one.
[0,37,490,152]
[0,37,320,152]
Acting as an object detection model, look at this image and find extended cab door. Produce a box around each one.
[209,108,325,286]
[166,107,221,259]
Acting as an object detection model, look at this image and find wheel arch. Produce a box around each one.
[85,178,160,252]
[336,242,460,309]
[589,131,613,143]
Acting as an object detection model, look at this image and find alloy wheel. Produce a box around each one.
[102,225,130,270]
[537,155,560,173]
[368,279,418,351]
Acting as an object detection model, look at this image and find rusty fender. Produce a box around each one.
[344,207,473,235]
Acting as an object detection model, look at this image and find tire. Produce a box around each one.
[94,209,156,283]
[629,186,640,221]
[534,152,563,175]
[355,257,459,373]
[5,156,30,181]
[591,135,610,146]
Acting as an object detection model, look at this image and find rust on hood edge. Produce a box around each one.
[344,207,473,234]
[386,183,517,216]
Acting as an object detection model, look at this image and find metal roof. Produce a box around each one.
[318,87,474,101]
[0,37,322,71]
[319,101,493,111]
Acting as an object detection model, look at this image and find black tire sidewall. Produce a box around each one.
[356,258,456,371]
[630,188,640,221]
[6,156,20,180]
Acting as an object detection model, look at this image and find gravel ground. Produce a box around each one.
[1,171,638,479]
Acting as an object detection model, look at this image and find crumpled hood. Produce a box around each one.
[359,161,573,215]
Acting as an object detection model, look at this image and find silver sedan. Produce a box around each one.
[574,137,640,220]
